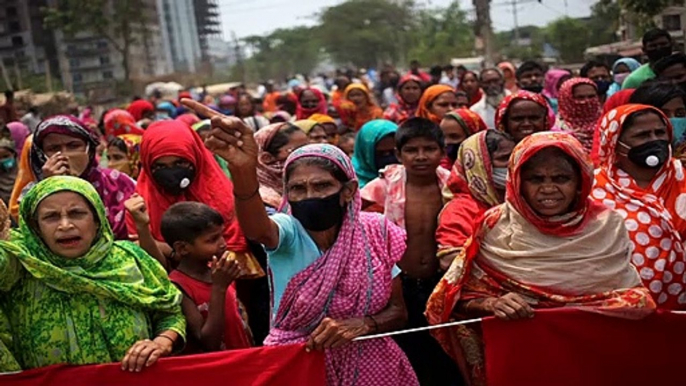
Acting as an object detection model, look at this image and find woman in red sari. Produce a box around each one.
[427,132,655,386]
[494,91,554,143]
[458,71,483,108]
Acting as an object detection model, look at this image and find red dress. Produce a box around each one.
[170,270,252,353]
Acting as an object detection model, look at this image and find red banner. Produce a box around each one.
[0,344,325,386]
[483,309,686,386]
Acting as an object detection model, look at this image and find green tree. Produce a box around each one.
[545,17,590,63]
[318,0,415,68]
[407,1,474,65]
[618,0,683,30]
[43,0,152,82]
[495,26,545,61]
[588,0,621,46]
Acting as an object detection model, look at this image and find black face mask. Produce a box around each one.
[646,46,673,63]
[521,84,544,94]
[290,191,345,231]
[152,166,195,195]
[622,140,670,169]
[445,143,460,162]
[374,153,398,171]
[594,80,612,95]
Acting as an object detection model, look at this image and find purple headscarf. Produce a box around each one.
[7,121,29,154]
[264,144,418,385]
[30,115,135,240]
[543,69,572,100]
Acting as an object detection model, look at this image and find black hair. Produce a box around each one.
[443,64,454,71]
[480,68,503,81]
[265,123,302,156]
[643,28,672,46]
[580,60,610,78]
[515,61,546,80]
[653,52,686,76]
[285,156,349,184]
[629,79,686,108]
[235,92,254,117]
[456,65,467,72]
[161,202,224,247]
[485,130,514,158]
[107,137,127,154]
[410,60,420,66]
[4,90,13,99]
[276,94,297,115]
[339,131,355,142]
[430,65,443,77]
[395,117,445,151]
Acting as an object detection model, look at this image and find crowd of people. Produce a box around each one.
[0,26,685,386]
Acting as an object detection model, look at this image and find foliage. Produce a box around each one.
[407,1,475,65]
[317,0,415,68]
[618,0,684,30]
[588,0,621,46]
[495,26,545,61]
[545,17,591,63]
[43,0,152,82]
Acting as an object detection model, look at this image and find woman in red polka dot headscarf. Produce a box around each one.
[594,103,686,309]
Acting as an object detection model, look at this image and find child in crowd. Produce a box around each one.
[360,117,459,386]
[155,201,252,353]
[337,132,356,158]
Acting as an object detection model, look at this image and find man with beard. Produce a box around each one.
[623,28,674,90]
[471,68,509,129]
[515,61,546,94]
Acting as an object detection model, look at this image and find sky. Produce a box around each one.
[218,0,600,40]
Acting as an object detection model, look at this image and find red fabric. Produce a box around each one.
[494,91,555,135]
[483,309,686,386]
[0,344,325,386]
[383,74,423,124]
[295,87,328,120]
[126,100,155,122]
[590,89,635,167]
[103,109,146,138]
[405,70,432,84]
[557,78,602,153]
[436,194,488,251]
[175,113,201,128]
[127,121,248,252]
[169,270,251,352]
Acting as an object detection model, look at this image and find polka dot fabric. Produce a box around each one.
[594,104,686,309]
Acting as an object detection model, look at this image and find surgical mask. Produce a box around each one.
[374,153,398,171]
[521,84,543,94]
[152,166,195,195]
[155,112,170,121]
[0,157,15,172]
[445,144,460,162]
[646,46,673,63]
[492,167,508,189]
[613,73,630,86]
[594,80,612,95]
[670,117,686,147]
[619,140,670,169]
[289,191,345,231]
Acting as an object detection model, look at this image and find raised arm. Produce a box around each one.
[181,100,279,249]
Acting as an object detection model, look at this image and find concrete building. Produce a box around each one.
[194,0,222,62]
[0,0,59,85]
[157,0,202,73]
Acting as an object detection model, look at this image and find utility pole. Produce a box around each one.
[231,31,245,84]
[512,0,520,46]
[473,0,494,66]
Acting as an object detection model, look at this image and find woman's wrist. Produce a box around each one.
[153,332,177,355]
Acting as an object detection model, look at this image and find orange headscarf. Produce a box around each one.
[416,85,456,124]
[9,134,35,220]
[338,84,383,131]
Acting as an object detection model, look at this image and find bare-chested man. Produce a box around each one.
[361,117,463,386]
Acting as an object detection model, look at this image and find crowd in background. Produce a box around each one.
[0,27,685,386]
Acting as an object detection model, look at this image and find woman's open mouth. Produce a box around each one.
[56,236,82,247]
[539,198,563,208]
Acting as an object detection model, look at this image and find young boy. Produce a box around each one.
[159,202,252,353]
[360,117,461,386]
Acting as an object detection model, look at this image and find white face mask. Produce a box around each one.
[492,167,508,189]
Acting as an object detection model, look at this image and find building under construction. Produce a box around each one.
[194,0,223,62]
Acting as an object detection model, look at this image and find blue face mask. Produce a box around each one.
[670,117,686,147]
[155,112,170,121]
[0,157,15,172]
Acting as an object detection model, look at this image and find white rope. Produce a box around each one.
[353,317,483,341]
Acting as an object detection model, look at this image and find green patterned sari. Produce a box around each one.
[0,176,185,371]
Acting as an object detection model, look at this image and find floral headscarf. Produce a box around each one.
[557,78,602,153]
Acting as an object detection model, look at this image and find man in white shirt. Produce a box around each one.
[470,68,509,129]
[439,65,459,89]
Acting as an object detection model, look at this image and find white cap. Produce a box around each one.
[180,178,190,189]
[646,155,659,167]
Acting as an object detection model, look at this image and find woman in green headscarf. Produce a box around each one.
[0,176,185,372]
[352,119,399,188]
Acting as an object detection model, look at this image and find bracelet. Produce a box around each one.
[366,315,379,333]
[155,333,175,345]
[234,186,259,201]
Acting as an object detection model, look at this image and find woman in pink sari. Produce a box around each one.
[181,99,418,386]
